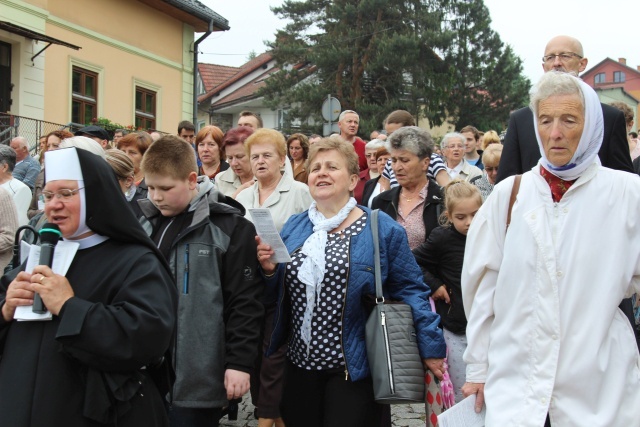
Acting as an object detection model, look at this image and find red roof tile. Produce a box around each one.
[211,66,279,108]
[198,52,273,103]
[198,63,240,93]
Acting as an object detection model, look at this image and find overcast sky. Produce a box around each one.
[200,0,639,85]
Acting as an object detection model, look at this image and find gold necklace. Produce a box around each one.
[401,189,421,203]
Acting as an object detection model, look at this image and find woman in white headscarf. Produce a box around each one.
[0,147,177,426]
[461,71,640,426]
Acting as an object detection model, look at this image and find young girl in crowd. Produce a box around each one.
[412,180,482,403]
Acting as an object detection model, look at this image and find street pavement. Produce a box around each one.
[219,395,427,427]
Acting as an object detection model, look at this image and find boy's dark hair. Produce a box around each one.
[141,135,197,180]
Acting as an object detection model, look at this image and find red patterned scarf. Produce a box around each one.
[540,166,577,202]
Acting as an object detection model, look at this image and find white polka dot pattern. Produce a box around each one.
[286,212,368,370]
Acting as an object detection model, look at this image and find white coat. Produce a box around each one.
[462,161,640,427]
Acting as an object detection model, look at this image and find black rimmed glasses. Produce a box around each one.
[42,187,84,202]
[542,52,582,63]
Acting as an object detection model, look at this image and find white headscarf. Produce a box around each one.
[298,197,357,357]
[532,73,603,181]
[44,148,99,243]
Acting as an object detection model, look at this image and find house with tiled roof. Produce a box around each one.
[197,63,241,94]
[582,57,640,131]
[1,0,228,147]
[196,52,286,130]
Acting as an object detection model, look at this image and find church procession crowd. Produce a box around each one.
[0,34,639,427]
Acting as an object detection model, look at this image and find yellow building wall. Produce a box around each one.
[418,116,455,140]
[43,24,181,132]
[45,0,184,64]
[33,0,195,132]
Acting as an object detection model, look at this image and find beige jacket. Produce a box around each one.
[236,159,313,232]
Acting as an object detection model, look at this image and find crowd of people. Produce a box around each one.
[0,34,639,427]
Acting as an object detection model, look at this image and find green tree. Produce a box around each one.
[261,0,530,135]
[441,0,530,131]
[260,0,454,136]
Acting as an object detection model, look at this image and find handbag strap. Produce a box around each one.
[371,209,384,303]
[506,174,522,231]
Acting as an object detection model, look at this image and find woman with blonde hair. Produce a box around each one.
[236,128,312,427]
[105,149,135,198]
[481,130,500,150]
[236,129,312,231]
[258,137,445,427]
[413,181,482,403]
[471,144,503,200]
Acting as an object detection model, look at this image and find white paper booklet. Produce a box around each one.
[437,395,486,427]
[249,209,292,263]
[14,240,80,321]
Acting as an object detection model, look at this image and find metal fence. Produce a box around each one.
[0,113,171,155]
[0,113,80,155]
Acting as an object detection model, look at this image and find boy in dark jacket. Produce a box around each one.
[139,135,264,427]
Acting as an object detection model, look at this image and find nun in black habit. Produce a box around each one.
[0,147,177,426]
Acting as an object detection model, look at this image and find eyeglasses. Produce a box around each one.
[542,52,582,63]
[42,187,84,202]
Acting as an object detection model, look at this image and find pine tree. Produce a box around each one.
[261,0,530,135]
[441,0,530,131]
[261,0,454,135]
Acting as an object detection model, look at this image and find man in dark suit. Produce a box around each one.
[497,35,633,183]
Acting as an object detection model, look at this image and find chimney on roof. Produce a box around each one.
[637,65,640,72]
[619,58,626,65]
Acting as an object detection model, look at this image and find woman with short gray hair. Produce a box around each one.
[355,138,387,203]
[0,145,31,226]
[442,133,483,182]
[371,126,443,248]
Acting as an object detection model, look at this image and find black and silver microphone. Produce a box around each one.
[32,224,62,314]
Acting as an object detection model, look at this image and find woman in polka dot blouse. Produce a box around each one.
[257,136,446,427]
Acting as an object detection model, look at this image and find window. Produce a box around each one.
[614,71,625,83]
[72,66,98,125]
[135,87,156,130]
[197,74,204,95]
[594,73,605,84]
